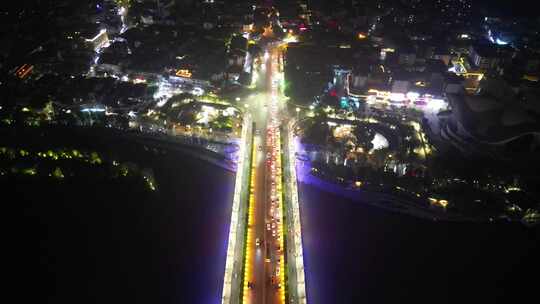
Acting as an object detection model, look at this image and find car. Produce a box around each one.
[255,129,260,135]
[256,238,261,247]
[265,247,271,262]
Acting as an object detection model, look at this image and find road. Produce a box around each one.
[244,46,285,304]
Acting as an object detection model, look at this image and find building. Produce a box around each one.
[85,29,110,51]
[441,94,540,156]
[444,74,465,95]
[468,44,514,73]
[398,50,417,66]
[391,80,410,95]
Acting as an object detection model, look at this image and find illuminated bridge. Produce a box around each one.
[222,43,307,304]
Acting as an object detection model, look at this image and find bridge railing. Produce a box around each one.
[282,120,307,304]
[222,114,253,304]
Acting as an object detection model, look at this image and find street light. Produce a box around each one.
[236,97,241,102]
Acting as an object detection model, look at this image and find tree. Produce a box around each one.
[354,124,375,152]
[52,167,64,179]
[303,120,331,147]
[321,93,340,108]
[372,148,390,169]
[115,0,131,8]
[211,115,233,132]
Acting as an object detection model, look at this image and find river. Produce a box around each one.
[299,182,539,304]
[5,130,234,304]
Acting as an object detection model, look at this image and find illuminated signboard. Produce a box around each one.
[176,69,192,78]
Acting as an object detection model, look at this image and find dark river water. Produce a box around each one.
[299,183,539,304]
[6,146,234,304]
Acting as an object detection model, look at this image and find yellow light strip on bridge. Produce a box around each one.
[242,140,257,303]
[275,129,286,303]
